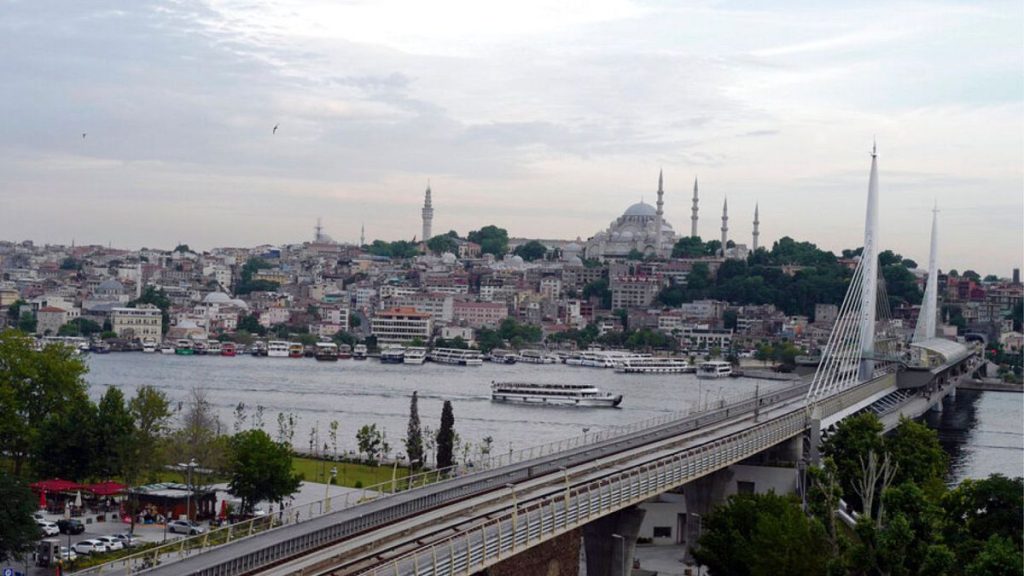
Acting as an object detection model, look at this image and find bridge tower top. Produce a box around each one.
[913,204,940,343]
[858,143,880,381]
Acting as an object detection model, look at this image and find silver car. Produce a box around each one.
[72,539,109,555]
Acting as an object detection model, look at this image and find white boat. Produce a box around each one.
[403,347,427,365]
[141,338,157,353]
[267,340,290,358]
[578,350,646,369]
[429,347,484,366]
[206,340,223,355]
[380,345,405,364]
[615,357,694,374]
[159,344,175,354]
[517,349,558,364]
[353,344,368,360]
[315,342,339,361]
[491,381,623,408]
[696,360,733,379]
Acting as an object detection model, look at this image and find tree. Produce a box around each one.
[167,387,228,478]
[128,386,172,484]
[467,225,509,257]
[965,536,1023,576]
[237,314,267,336]
[513,240,547,262]
[0,329,91,475]
[942,474,1023,565]
[983,274,1000,283]
[962,270,981,281]
[60,256,81,270]
[236,257,280,295]
[693,492,830,576]
[627,248,645,260]
[16,311,36,333]
[33,394,96,480]
[436,401,455,471]
[129,286,172,334]
[405,392,424,470]
[93,386,135,479]
[672,236,706,258]
[0,470,38,562]
[884,416,947,494]
[228,429,302,514]
[821,412,884,512]
[58,317,102,337]
[356,423,384,464]
[174,244,191,253]
[582,279,612,309]
[427,234,459,256]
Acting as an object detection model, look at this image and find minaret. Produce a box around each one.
[720,197,729,256]
[315,217,323,242]
[752,203,760,251]
[913,204,940,343]
[360,223,365,247]
[421,182,433,242]
[655,170,664,255]
[858,143,880,381]
[690,178,699,238]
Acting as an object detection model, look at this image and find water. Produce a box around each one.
[923,389,1024,483]
[81,355,1024,482]
[82,354,782,461]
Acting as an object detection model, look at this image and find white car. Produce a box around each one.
[95,536,124,551]
[59,546,78,562]
[37,520,60,536]
[72,539,109,555]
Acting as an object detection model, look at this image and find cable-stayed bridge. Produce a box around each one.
[76,150,979,576]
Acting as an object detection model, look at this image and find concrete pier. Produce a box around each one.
[582,506,646,576]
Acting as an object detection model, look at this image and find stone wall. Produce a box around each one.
[479,528,580,576]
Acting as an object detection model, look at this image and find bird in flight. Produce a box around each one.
[273,124,279,135]
[82,133,87,139]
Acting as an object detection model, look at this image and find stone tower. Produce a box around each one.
[752,203,760,251]
[421,183,433,242]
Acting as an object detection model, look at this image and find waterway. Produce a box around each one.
[82,354,781,463]
[81,354,1023,482]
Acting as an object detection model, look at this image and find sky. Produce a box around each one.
[1,0,1021,275]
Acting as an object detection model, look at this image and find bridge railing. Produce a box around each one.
[72,379,802,575]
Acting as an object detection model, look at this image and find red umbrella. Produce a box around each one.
[40,490,47,509]
[219,499,228,519]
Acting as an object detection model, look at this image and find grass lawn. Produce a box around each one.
[291,456,411,489]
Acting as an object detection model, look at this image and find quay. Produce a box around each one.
[957,378,1023,393]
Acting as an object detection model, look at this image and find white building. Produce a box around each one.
[584,172,677,260]
[372,307,433,345]
[111,305,163,342]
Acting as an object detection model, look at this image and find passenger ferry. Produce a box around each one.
[206,340,223,356]
[174,339,194,355]
[314,342,339,361]
[142,338,158,353]
[403,347,427,365]
[288,343,304,358]
[615,357,694,374]
[159,343,175,355]
[491,382,623,408]
[337,344,353,359]
[696,360,733,379]
[517,349,558,364]
[250,341,268,357]
[489,349,518,364]
[267,341,290,358]
[380,345,405,364]
[578,350,646,369]
[221,342,237,357]
[429,347,484,366]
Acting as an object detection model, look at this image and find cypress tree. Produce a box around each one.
[436,400,455,471]
[405,391,424,470]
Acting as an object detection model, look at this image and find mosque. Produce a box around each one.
[582,172,759,261]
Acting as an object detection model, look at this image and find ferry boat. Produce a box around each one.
[353,344,368,360]
[142,338,158,353]
[250,341,268,357]
[192,340,208,355]
[615,357,694,374]
[159,343,175,354]
[337,344,353,359]
[491,382,623,408]
[267,341,290,358]
[489,349,518,364]
[517,349,558,364]
[380,345,405,364]
[696,360,733,379]
[578,350,645,369]
[206,341,222,355]
[403,347,427,365]
[288,343,304,358]
[314,342,339,361]
[174,339,194,356]
[429,347,484,366]
[221,342,237,357]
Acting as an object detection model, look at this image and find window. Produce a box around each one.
[737,481,755,494]
[653,526,672,538]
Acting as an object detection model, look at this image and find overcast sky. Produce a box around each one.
[1,0,1021,275]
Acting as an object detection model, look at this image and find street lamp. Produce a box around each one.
[324,467,337,513]
[582,427,591,443]
[179,458,198,524]
[406,460,421,491]
[391,454,405,494]
[611,533,626,576]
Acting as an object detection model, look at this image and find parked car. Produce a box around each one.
[33,512,46,521]
[110,532,137,547]
[72,539,109,555]
[167,519,205,535]
[59,546,78,562]
[36,520,60,537]
[95,536,124,551]
[57,519,85,535]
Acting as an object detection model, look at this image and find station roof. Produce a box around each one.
[910,337,971,365]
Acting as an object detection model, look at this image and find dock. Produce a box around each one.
[957,379,1023,393]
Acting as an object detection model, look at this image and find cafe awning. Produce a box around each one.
[30,478,84,493]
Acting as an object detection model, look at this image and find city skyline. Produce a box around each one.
[1,1,1021,274]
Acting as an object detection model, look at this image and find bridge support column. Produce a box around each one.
[582,506,645,576]
[681,468,733,565]
[807,410,822,466]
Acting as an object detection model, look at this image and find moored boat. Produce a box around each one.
[696,360,733,379]
[337,344,353,359]
[615,357,694,374]
[353,344,368,360]
[491,381,622,407]
[380,345,405,364]
[288,343,304,358]
[159,344,175,355]
[206,340,222,355]
[174,339,194,356]
[221,342,237,357]
[429,347,483,366]
[517,349,558,364]
[142,338,157,353]
[315,341,339,361]
[403,347,427,365]
[267,341,290,358]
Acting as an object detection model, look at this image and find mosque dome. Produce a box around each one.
[204,291,232,304]
[623,202,657,218]
[441,252,457,265]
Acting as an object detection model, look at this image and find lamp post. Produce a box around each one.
[64,503,71,559]
[406,460,421,491]
[582,427,591,444]
[391,454,405,494]
[611,533,626,576]
[179,458,198,524]
[325,467,337,512]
